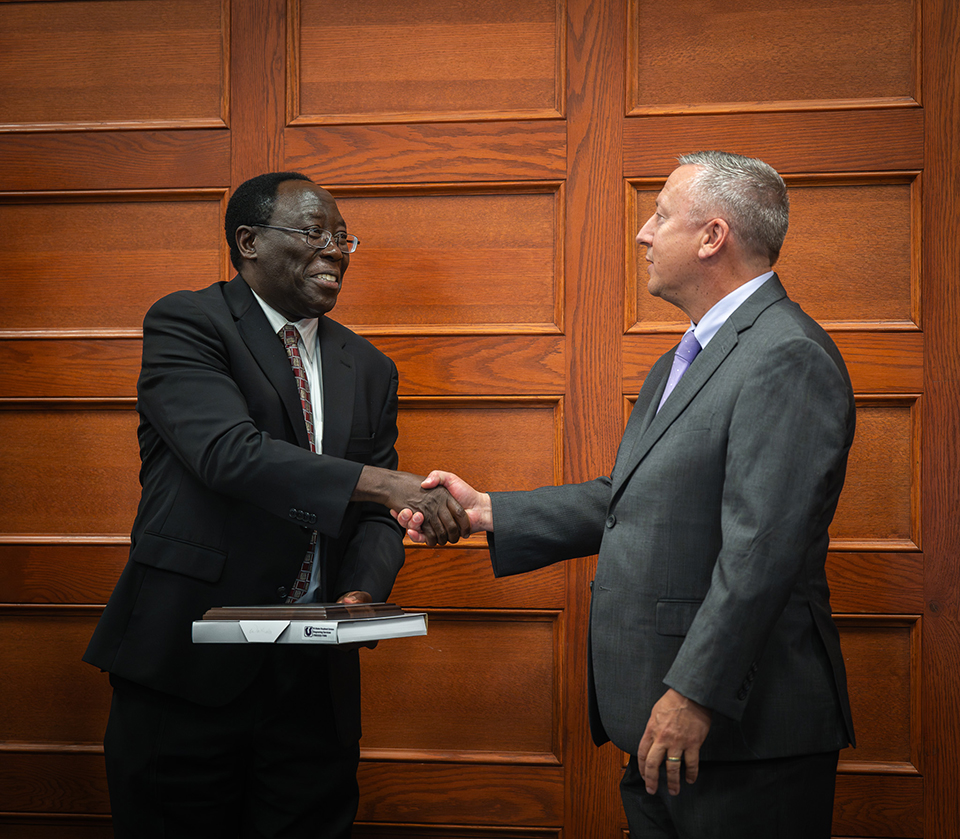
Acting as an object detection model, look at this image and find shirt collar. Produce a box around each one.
[250,289,319,364]
[692,271,774,349]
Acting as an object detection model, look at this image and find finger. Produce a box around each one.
[405,527,428,543]
[684,749,700,785]
[665,754,683,796]
[642,746,666,794]
[420,471,444,489]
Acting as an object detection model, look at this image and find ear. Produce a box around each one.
[698,218,730,259]
[236,225,258,260]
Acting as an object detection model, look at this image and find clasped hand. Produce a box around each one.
[391,471,492,540]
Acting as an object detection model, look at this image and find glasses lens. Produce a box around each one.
[338,235,359,254]
[305,229,333,249]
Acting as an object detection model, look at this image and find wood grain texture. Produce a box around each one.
[331,187,562,332]
[627,0,916,113]
[0,193,224,331]
[0,545,128,605]
[284,122,566,184]
[0,0,226,130]
[920,0,960,834]
[0,131,230,192]
[361,612,560,759]
[292,0,562,123]
[622,110,924,176]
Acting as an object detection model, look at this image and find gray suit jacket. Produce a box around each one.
[488,276,855,760]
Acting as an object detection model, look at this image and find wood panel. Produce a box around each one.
[627,0,917,114]
[0,340,141,399]
[388,543,565,611]
[0,608,110,744]
[837,617,920,770]
[330,186,563,334]
[626,177,918,332]
[361,611,561,761]
[291,0,563,124]
[0,0,228,131]
[285,122,566,184]
[0,192,226,333]
[356,762,563,826]
[397,399,562,492]
[0,545,129,606]
[831,398,918,548]
[0,406,140,536]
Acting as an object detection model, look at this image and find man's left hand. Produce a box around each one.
[637,688,712,796]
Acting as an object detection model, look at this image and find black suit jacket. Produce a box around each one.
[84,276,405,743]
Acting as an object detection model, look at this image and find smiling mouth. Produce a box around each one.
[310,272,339,287]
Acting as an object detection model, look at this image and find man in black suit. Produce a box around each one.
[84,172,467,839]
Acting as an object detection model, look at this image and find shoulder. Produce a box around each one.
[321,317,396,368]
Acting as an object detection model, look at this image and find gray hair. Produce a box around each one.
[677,151,789,265]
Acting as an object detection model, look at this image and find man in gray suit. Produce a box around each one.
[398,152,855,838]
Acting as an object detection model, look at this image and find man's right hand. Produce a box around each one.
[394,471,493,541]
[352,467,469,547]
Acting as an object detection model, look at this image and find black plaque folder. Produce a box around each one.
[191,602,427,645]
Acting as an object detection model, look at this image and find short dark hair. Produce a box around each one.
[224,172,313,270]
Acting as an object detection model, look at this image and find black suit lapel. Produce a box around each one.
[224,276,312,450]
[318,318,356,458]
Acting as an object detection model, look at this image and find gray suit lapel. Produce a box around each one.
[612,276,788,500]
[318,318,356,458]
[225,276,311,451]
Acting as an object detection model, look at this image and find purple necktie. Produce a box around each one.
[657,329,702,412]
[281,325,317,603]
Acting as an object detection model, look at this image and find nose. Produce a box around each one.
[636,214,655,247]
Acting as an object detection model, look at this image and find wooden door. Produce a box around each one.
[1,1,957,838]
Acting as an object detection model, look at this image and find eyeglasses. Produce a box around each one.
[253,224,360,253]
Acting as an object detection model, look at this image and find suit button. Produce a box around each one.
[605,515,617,529]
[276,586,287,600]
[737,688,748,700]
[308,513,316,524]
[289,508,298,520]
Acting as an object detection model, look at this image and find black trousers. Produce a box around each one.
[104,650,360,839]
[620,750,840,839]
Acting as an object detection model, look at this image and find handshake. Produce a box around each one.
[355,467,492,546]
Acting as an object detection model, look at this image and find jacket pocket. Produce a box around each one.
[345,434,375,462]
[132,530,227,583]
[656,598,703,637]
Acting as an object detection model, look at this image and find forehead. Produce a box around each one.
[656,165,698,209]
[271,180,344,227]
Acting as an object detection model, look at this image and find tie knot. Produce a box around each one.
[676,330,701,364]
[281,324,301,348]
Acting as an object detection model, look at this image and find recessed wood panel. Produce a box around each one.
[832,398,917,548]
[0,609,110,744]
[371,336,565,397]
[361,612,559,759]
[0,340,141,400]
[826,553,924,614]
[0,406,139,536]
[331,187,562,333]
[837,617,919,768]
[390,542,565,610]
[0,544,128,606]
[396,399,560,493]
[0,816,112,839]
[0,193,224,332]
[628,0,916,113]
[0,752,109,815]
[356,762,563,825]
[293,0,562,123]
[627,178,916,332]
[0,131,231,193]
[0,0,226,130]
[354,826,559,839]
[833,773,923,838]
[285,122,566,185]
